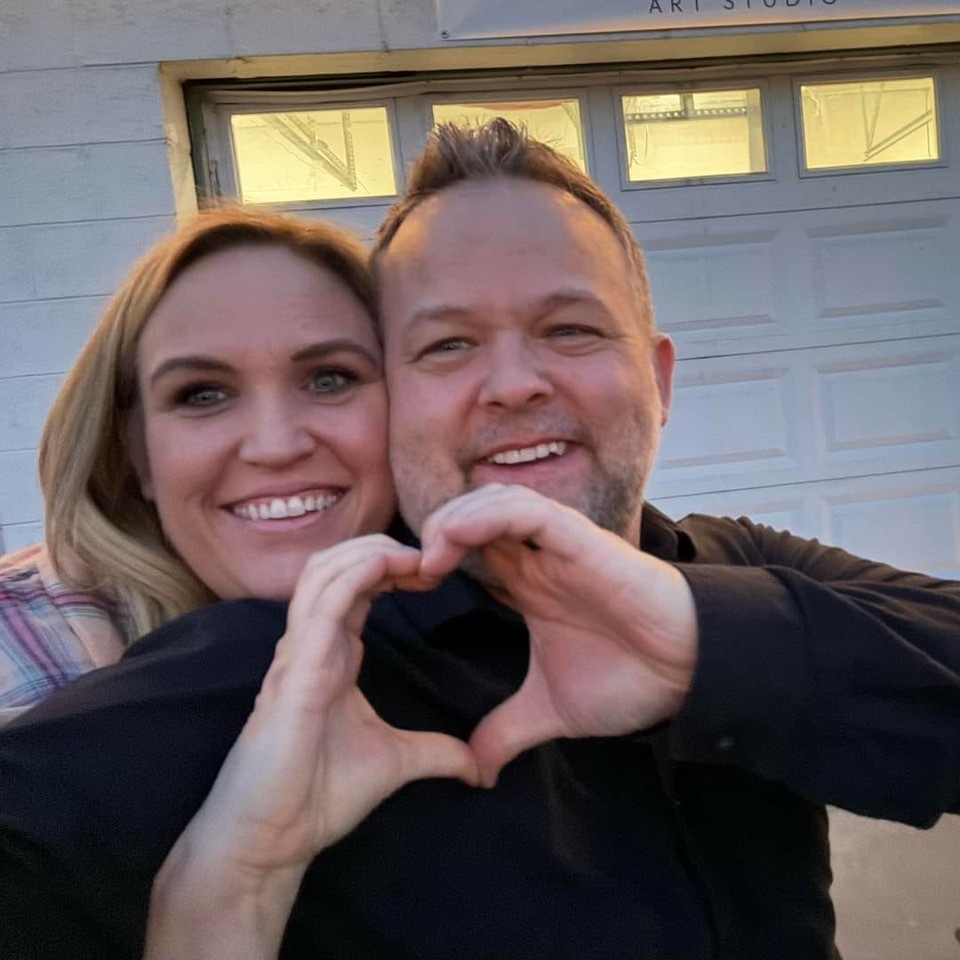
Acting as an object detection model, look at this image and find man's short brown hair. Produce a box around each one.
[373,119,654,330]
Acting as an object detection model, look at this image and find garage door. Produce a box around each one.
[193,54,960,579]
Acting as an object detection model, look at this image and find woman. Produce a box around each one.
[0,206,396,723]
[0,203,480,955]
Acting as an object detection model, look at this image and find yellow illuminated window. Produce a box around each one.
[800,77,939,171]
[621,88,767,182]
[432,99,587,172]
[230,106,397,204]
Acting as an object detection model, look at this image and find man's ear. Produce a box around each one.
[124,405,154,501]
[652,333,676,427]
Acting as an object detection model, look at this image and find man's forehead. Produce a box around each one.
[376,178,646,343]
[383,178,616,262]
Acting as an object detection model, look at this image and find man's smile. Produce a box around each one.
[484,440,568,465]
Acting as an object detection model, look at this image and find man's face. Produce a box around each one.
[378,178,675,544]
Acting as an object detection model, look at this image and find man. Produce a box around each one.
[1,121,958,960]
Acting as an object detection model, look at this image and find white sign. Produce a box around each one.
[437,0,960,40]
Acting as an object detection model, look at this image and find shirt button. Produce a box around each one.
[717,735,736,751]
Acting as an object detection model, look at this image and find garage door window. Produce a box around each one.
[620,87,767,183]
[799,77,939,172]
[230,105,398,204]
[431,99,587,172]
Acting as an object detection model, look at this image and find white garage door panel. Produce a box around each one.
[656,362,799,475]
[808,214,950,322]
[828,485,960,578]
[642,228,784,340]
[817,348,958,458]
[650,465,960,579]
[649,335,960,498]
[640,199,960,361]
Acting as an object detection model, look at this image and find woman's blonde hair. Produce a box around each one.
[39,206,376,644]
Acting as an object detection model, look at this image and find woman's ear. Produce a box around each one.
[124,405,154,501]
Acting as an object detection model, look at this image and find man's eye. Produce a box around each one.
[309,368,357,395]
[420,338,472,357]
[549,325,595,339]
[174,384,228,408]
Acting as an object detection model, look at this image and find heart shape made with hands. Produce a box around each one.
[182,484,698,877]
[292,483,698,789]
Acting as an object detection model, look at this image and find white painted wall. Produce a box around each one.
[0,56,178,548]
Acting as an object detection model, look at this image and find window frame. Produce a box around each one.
[612,79,776,192]
[188,81,598,211]
[192,90,406,211]
[792,70,947,179]
[424,88,594,176]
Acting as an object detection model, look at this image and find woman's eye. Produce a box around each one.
[174,384,228,408]
[309,368,358,395]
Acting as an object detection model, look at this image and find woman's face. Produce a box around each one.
[133,243,395,600]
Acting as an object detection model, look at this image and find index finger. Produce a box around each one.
[418,485,587,579]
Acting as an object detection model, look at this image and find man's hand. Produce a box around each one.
[419,484,699,787]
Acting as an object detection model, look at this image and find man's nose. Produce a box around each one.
[477,339,554,411]
[239,399,317,466]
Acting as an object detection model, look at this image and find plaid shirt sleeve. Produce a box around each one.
[0,545,127,726]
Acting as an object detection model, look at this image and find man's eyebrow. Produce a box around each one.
[148,340,380,387]
[406,289,608,329]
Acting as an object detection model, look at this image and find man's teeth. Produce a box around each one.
[232,493,341,521]
[487,441,567,465]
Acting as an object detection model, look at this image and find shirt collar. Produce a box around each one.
[378,503,695,638]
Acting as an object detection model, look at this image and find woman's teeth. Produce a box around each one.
[487,441,567,465]
[232,493,341,521]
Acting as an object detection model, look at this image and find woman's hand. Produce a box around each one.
[145,535,479,960]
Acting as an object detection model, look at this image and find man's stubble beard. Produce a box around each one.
[392,416,657,592]
[456,462,648,592]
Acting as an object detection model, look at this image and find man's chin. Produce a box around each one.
[458,549,514,604]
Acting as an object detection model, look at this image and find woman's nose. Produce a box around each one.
[239,400,317,466]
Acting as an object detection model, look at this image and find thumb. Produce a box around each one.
[393,729,482,790]
[468,690,564,788]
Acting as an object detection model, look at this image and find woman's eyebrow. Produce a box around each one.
[148,356,231,387]
[148,341,381,387]
[290,340,380,366]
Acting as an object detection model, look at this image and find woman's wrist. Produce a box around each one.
[145,832,308,960]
